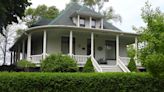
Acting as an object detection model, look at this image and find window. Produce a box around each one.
[92,19,96,28]
[80,18,85,27]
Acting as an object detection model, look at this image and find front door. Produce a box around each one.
[105,40,116,60]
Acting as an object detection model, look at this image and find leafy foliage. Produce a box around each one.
[41,54,78,72]
[0,72,163,92]
[17,60,36,72]
[145,54,164,77]
[128,58,138,72]
[70,0,121,22]
[127,45,136,58]
[138,2,164,77]
[24,4,59,26]
[0,0,31,36]
[17,60,36,68]
[83,58,94,72]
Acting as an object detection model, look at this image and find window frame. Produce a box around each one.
[79,17,85,27]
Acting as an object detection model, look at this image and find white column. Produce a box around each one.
[89,16,92,28]
[77,15,80,27]
[43,30,47,59]
[116,35,119,65]
[27,33,31,61]
[101,18,103,29]
[135,37,138,61]
[69,31,73,56]
[91,32,94,57]
[22,40,25,59]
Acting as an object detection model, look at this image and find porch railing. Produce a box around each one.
[119,57,130,66]
[118,58,130,72]
[91,56,102,72]
[72,55,90,67]
[31,54,43,64]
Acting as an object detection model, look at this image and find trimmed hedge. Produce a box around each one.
[0,72,163,92]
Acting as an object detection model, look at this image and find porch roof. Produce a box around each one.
[9,25,139,51]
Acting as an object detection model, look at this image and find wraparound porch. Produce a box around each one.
[10,26,138,72]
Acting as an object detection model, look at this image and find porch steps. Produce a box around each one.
[100,65,123,72]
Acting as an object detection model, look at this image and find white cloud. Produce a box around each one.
[30,0,70,11]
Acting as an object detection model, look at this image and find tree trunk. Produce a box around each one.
[3,36,7,65]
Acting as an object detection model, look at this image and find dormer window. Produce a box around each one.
[91,19,96,28]
[80,18,85,27]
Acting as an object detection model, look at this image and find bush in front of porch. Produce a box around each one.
[41,54,78,72]
[83,58,94,72]
[128,58,138,72]
[17,60,36,72]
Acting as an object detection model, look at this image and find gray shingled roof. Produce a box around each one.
[73,5,103,18]
[31,18,52,27]
[103,21,121,31]
[32,3,121,31]
[49,3,81,25]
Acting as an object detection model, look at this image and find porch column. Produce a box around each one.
[77,15,80,27]
[116,35,119,65]
[69,31,73,56]
[27,33,31,61]
[89,17,92,28]
[101,18,103,29]
[91,32,94,57]
[43,30,47,59]
[22,40,25,59]
[135,37,138,62]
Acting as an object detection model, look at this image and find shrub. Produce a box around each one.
[17,60,36,72]
[41,54,78,72]
[0,72,163,92]
[145,54,164,77]
[17,60,35,68]
[128,58,138,72]
[83,58,94,72]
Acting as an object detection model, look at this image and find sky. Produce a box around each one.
[30,0,164,33]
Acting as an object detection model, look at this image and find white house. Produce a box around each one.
[10,3,139,72]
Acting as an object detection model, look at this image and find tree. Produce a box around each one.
[0,22,26,65]
[0,0,31,36]
[0,25,17,65]
[139,2,164,77]
[127,45,135,58]
[70,0,121,22]
[83,58,94,72]
[127,45,137,72]
[24,5,59,27]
